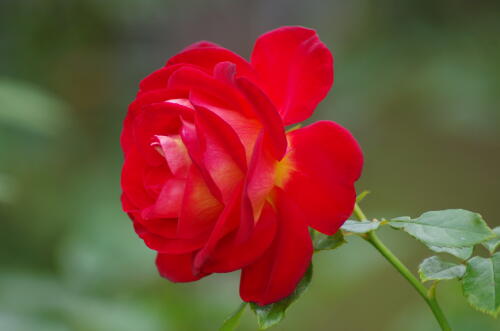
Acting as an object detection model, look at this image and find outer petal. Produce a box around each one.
[167,44,255,79]
[121,88,188,154]
[239,190,313,305]
[121,146,154,209]
[131,101,187,166]
[138,41,238,93]
[142,163,170,197]
[284,121,363,235]
[182,41,220,51]
[156,252,210,282]
[138,64,185,93]
[127,209,178,238]
[134,222,205,254]
[251,26,333,125]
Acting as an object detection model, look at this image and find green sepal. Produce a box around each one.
[314,231,346,252]
[219,302,247,331]
[356,190,370,203]
[250,264,313,329]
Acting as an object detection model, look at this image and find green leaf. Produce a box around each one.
[462,253,500,317]
[250,264,313,329]
[341,220,380,233]
[389,209,495,248]
[482,227,500,254]
[314,231,346,251]
[418,256,466,282]
[427,245,473,260]
[220,302,247,331]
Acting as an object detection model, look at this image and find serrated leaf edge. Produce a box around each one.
[389,213,496,248]
[427,245,474,260]
[461,255,500,318]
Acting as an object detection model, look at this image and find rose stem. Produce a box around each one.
[353,203,452,331]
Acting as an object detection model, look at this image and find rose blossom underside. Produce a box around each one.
[121,26,363,305]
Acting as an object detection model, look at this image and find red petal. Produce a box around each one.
[251,26,333,125]
[156,252,210,282]
[177,165,223,238]
[121,88,188,155]
[239,191,313,305]
[130,213,178,238]
[134,222,205,254]
[142,164,169,197]
[181,41,220,51]
[139,41,228,93]
[131,101,189,166]
[179,119,224,201]
[195,106,247,172]
[167,45,254,79]
[201,202,278,274]
[167,66,262,159]
[121,146,154,209]
[236,77,287,159]
[139,64,184,93]
[213,61,237,84]
[284,121,363,235]
[193,107,246,202]
[153,135,190,178]
[245,132,277,223]
[141,178,185,220]
[168,66,254,118]
[189,92,261,161]
[192,182,244,273]
[121,193,138,213]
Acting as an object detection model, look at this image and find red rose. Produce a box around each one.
[121,26,363,305]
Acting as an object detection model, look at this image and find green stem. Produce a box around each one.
[353,203,368,221]
[354,203,452,331]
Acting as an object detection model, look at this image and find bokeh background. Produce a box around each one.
[1,0,499,330]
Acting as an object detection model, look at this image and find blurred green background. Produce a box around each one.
[1,1,499,330]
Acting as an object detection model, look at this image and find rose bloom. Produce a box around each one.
[121,26,363,305]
